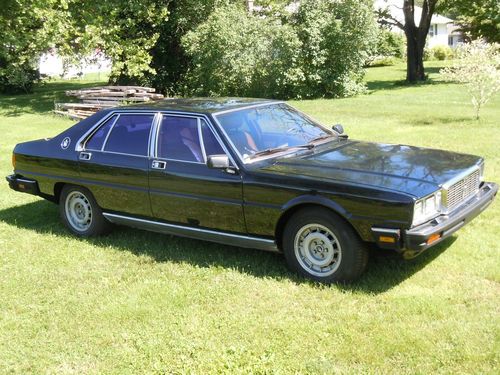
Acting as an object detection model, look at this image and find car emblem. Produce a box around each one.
[61,137,71,149]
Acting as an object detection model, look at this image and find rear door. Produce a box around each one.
[148,114,245,233]
[78,112,157,217]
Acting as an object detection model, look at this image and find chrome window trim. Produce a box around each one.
[154,112,238,168]
[212,101,285,116]
[100,114,120,151]
[198,118,207,162]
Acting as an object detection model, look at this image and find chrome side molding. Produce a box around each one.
[102,212,279,253]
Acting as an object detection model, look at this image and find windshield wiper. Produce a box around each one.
[307,133,336,145]
[247,144,313,160]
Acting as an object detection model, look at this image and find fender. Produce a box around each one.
[280,193,351,220]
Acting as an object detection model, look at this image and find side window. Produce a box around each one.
[200,119,225,156]
[85,115,117,151]
[104,114,154,156]
[158,116,203,162]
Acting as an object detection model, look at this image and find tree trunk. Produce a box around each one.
[405,28,426,82]
[402,0,437,83]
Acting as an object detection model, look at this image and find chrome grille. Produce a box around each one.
[444,169,480,212]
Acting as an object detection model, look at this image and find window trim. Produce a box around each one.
[76,109,238,169]
[152,113,234,166]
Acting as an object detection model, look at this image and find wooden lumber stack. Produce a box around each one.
[54,86,165,119]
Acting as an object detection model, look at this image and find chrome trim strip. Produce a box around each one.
[212,101,284,116]
[100,114,120,151]
[198,118,207,162]
[102,212,279,252]
[76,111,116,152]
[371,227,400,235]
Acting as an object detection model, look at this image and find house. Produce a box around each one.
[39,48,111,78]
[375,0,464,48]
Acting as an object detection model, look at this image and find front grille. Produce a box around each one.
[444,169,480,212]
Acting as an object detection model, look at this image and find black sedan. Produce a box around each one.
[6,98,498,282]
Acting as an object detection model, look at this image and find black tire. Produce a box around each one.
[59,184,112,237]
[282,208,369,283]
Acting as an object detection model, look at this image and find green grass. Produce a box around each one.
[0,62,499,374]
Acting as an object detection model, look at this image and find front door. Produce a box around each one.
[148,114,245,233]
[78,113,156,217]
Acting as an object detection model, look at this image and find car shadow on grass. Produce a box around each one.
[0,199,455,294]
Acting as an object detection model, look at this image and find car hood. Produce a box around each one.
[255,140,482,198]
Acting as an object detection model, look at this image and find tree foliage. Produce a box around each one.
[441,41,500,119]
[181,0,377,99]
[440,0,500,43]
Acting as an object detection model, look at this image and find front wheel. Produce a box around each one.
[59,185,112,237]
[283,208,368,283]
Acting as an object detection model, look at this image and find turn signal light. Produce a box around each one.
[12,154,16,169]
[427,233,441,245]
[379,235,396,243]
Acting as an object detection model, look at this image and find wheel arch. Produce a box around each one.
[274,195,359,250]
[54,182,66,203]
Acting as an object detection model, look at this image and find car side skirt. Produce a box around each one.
[102,212,280,253]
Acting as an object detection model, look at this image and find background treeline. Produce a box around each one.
[0,0,376,98]
[1,0,498,98]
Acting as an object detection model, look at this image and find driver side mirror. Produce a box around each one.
[207,154,230,169]
[332,124,344,134]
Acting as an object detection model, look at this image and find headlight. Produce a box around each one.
[412,191,442,226]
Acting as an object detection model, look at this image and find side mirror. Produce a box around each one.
[207,154,230,169]
[332,124,344,134]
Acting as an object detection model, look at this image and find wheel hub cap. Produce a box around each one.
[65,191,92,232]
[294,224,342,277]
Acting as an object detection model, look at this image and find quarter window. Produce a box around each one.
[103,114,154,156]
[85,115,117,151]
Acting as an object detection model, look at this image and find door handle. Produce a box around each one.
[151,160,166,170]
[79,152,92,160]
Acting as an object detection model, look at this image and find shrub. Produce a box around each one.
[0,62,40,94]
[375,29,406,59]
[181,0,377,99]
[441,41,500,119]
[181,5,301,98]
[430,45,453,61]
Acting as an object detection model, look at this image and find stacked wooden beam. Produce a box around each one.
[54,86,165,119]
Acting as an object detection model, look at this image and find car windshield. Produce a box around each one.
[214,103,333,161]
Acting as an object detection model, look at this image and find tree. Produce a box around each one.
[378,0,439,82]
[441,41,500,119]
[440,0,500,43]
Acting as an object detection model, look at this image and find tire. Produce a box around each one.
[282,208,369,283]
[59,185,112,237]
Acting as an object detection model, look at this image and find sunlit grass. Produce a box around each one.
[0,61,498,373]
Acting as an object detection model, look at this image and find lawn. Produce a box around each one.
[0,62,498,374]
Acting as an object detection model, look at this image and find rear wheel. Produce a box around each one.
[283,208,368,283]
[59,185,112,236]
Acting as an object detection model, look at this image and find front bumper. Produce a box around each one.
[6,174,40,196]
[372,182,498,258]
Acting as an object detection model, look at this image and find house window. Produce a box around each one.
[429,24,438,37]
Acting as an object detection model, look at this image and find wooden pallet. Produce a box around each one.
[55,85,165,119]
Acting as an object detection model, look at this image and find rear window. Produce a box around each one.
[103,114,154,156]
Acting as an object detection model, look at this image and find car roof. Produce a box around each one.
[119,97,280,114]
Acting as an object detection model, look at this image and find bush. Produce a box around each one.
[181,0,377,99]
[0,63,40,94]
[431,45,454,60]
[441,41,500,119]
[374,29,406,59]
